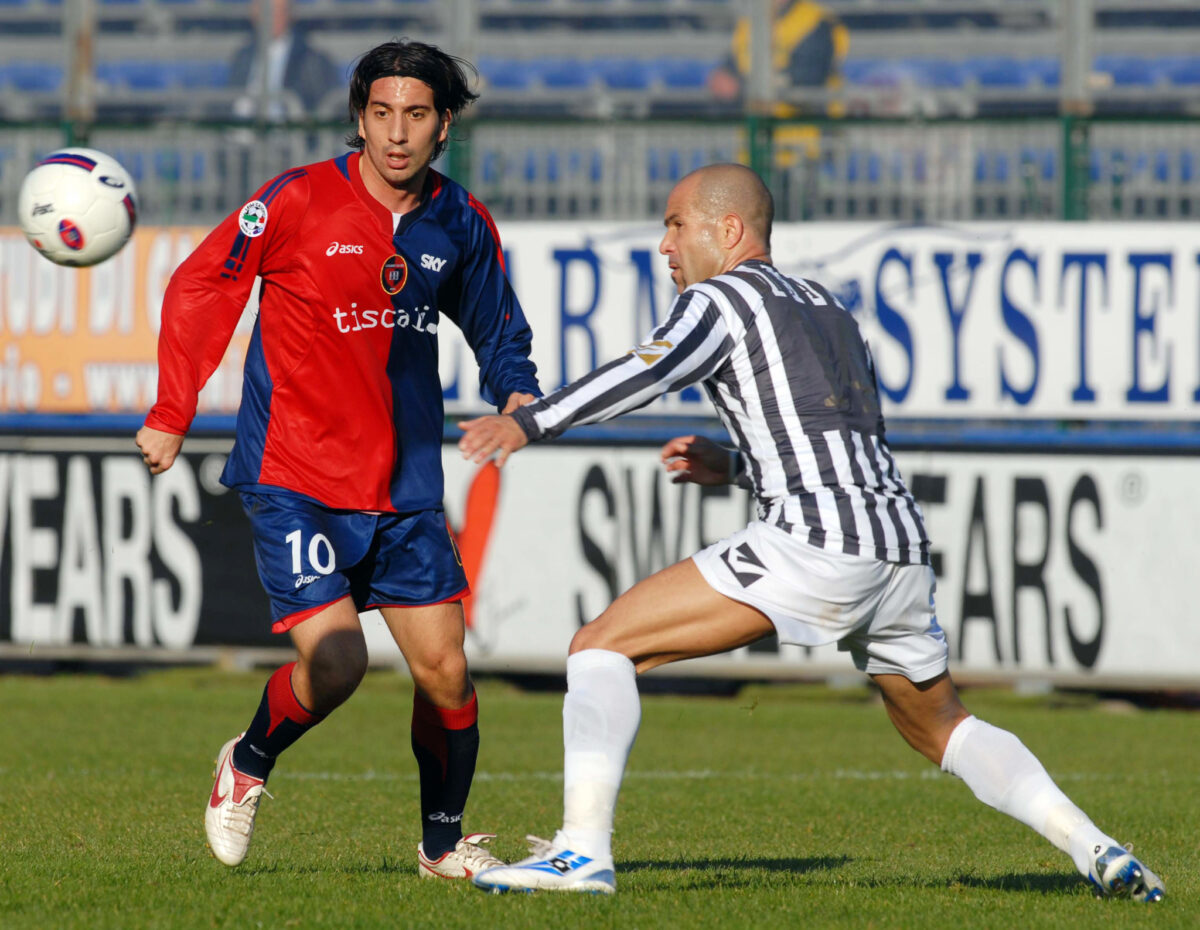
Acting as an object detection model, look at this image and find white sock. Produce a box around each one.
[558,648,640,862]
[940,716,1120,878]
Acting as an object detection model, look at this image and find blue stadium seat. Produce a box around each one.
[1027,57,1060,87]
[971,57,1029,89]
[6,62,62,92]
[594,59,653,90]
[974,151,1009,183]
[173,60,232,89]
[657,59,711,89]
[97,61,171,90]
[845,150,881,184]
[537,59,593,90]
[844,59,919,88]
[1154,149,1170,183]
[478,57,534,90]
[1161,55,1200,86]
[1095,55,1160,87]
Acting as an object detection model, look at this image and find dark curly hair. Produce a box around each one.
[346,40,479,160]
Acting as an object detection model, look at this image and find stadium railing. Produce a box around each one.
[2,114,1200,224]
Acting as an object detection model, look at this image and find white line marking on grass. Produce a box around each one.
[273,768,1162,785]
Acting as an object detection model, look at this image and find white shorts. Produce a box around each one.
[692,521,948,681]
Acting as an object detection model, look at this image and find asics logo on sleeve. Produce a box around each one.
[325,241,364,256]
[420,253,447,272]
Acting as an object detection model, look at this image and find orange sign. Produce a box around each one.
[0,226,253,416]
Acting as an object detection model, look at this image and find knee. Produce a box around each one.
[569,622,612,655]
[408,649,470,705]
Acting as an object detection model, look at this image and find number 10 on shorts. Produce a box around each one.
[286,529,337,575]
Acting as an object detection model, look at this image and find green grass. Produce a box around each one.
[0,669,1192,929]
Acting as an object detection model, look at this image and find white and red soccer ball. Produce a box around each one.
[17,146,138,267]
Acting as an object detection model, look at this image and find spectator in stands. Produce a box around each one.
[231,0,340,121]
[708,0,848,115]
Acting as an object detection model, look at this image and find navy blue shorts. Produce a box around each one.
[239,491,469,633]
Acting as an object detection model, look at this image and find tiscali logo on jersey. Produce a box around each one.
[326,241,364,256]
[238,200,268,238]
[381,254,408,295]
[631,339,673,365]
[331,302,437,335]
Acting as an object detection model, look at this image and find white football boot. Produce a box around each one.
[418,832,505,879]
[472,834,616,894]
[205,734,269,866]
[1088,844,1165,902]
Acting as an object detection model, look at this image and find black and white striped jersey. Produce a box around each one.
[511,259,929,565]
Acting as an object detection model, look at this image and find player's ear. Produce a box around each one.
[721,212,744,249]
[438,110,452,143]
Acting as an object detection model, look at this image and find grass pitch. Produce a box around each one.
[0,668,1192,929]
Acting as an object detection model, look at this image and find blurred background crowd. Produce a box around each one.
[3,0,1200,224]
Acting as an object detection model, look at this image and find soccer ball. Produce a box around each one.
[17,147,138,267]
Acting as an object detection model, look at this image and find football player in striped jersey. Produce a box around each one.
[460,164,1163,903]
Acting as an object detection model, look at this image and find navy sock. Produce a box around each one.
[232,662,322,782]
[411,691,479,859]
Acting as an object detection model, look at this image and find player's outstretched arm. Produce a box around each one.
[661,435,736,486]
[458,414,528,467]
[136,426,185,475]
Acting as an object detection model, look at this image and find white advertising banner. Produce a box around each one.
[4,222,1200,423]
[441,221,1200,422]
[436,444,1200,683]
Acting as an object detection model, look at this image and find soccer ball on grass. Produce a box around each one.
[17,146,138,267]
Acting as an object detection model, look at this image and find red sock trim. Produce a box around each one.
[413,690,478,731]
[265,662,319,737]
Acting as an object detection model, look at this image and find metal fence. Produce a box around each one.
[2,116,1199,225]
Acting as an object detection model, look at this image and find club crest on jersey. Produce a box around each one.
[631,339,673,365]
[238,200,268,238]
[381,254,408,295]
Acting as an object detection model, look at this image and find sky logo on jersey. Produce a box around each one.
[421,253,447,272]
[631,339,673,365]
[238,200,268,237]
[326,241,364,256]
[58,218,85,251]
[381,254,408,294]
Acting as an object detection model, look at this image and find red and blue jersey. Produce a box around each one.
[145,152,540,512]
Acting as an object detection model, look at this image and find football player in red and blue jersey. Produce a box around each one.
[136,40,541,878]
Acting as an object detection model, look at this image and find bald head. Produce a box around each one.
[679,163,773,248]
[659,163,774,292]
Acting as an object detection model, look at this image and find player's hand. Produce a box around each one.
[661,435,735,486]
[135,426,185,475]
[458,414,528,467]
[501,392,537,414]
